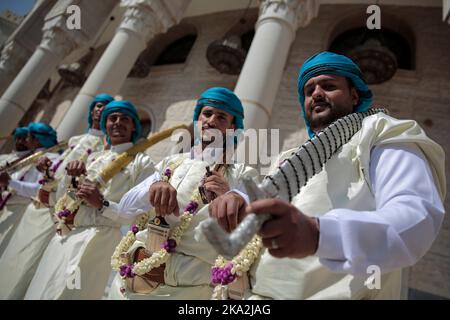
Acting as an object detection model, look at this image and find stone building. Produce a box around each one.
[0,0,449,299]
[0,10,24,45]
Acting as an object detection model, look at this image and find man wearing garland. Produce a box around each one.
[0,126,30,167]
[210,52,446,299]
[0,93,112,299]
[107,87,258,300]
[37,93,113,189]
[24,100,155,300]
[0,122,60,299]
[0,127,34,255]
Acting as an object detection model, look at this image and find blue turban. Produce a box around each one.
[297,51,373,138]
[28,122,58,148]
[13,127,29,140]
[193,87,244,130]
[100,100,141,144]
[87,93,115,128]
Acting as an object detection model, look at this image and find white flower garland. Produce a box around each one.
[110,211,151,272]
[211,235,263,300]
[111,160,203,295]
[111,200,201,296]
[111,160,263,298]
[49,142,102,233]
[53,177,85,235]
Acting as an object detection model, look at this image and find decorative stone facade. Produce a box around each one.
[2,1,449,299]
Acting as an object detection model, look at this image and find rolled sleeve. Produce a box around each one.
[315,143,445,276]
[101,171,161,222]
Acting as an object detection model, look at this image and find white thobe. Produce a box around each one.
[250,112,446,299]
[107,150,258,300]
[0,150,39,256]
[316,143,444,276]
[24,142,156,300]
[52,129,105,180]
[0,150,60,299]
[0,150,30,167]
[0,131,104,299]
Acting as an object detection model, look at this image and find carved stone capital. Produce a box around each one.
[257,0,319,34]
[0,41,30,73]
[295,0,319,29]
[119,0,190,43]
[40,15,88,58]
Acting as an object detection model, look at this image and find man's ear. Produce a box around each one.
[351,87,359,108]
[230,115,236,130]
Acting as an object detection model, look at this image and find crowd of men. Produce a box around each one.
[0,52,445,300]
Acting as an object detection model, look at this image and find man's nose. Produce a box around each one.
[206,115,217,126]
[312,85,325,100]
[113,117,124,125]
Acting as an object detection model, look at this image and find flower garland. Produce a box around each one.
[111,160,201,295]
[211,235,263,300]
[37,159,63,193]
[53,175,85,235]
[53,143,101,234]
[40,139,101,192]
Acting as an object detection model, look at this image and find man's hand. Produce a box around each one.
[247,199,320,259]
[36,156,52,173]
[149,181,179,216]
[0,171,11,188]
[66,160,86,177]
[203,171,230,201]
[209,192,247,233]
[77,181,103,209]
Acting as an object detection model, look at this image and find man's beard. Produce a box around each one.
[15,143,28,152]
[307,102,347,133]
[201,132,226,149]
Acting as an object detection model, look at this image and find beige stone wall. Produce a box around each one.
[119,10,244,162]
[117,5,450,298]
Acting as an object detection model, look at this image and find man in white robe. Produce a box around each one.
[0,94,111,299]
[107,87,258,300]
[24,100,155,300]
[211,52,446,299]
[0,122,60,299]
[0,127,33,255]
[0,127,31,168]
[36,93,113,185]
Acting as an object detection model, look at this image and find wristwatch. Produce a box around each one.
[98,196,110,213]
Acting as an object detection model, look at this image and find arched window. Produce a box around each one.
[241,29,255,53]
[129,24,198,78]
[328,14,414,84]
[206,11,257,75]
[153,34,197,66]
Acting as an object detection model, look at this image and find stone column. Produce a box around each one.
[0,0,57,96]
[0,0,118,137]
[57,0,191,141]
[234,0,319,130]
[444,0,450,24]
[0,42,34,97]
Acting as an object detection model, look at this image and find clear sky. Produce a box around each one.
[0,0,35,16]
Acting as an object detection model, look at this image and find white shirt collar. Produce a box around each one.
[110,142,133,153]
[88,128,104,137]
[15,150,30,157]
